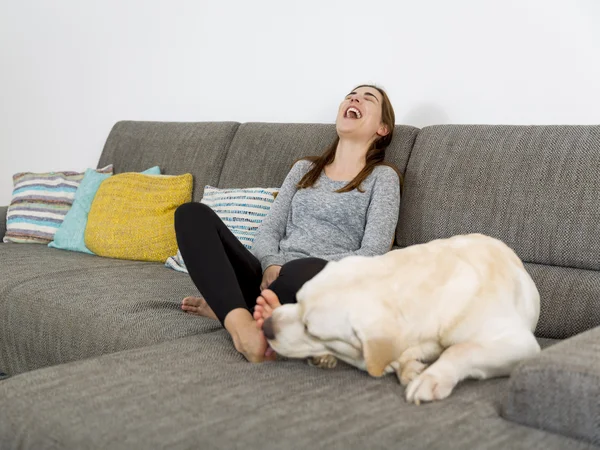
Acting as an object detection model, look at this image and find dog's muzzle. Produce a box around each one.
[263,317,275,340]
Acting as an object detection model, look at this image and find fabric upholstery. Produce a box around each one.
[218,123,338,189]
[200,185,279,250]
[218,123,419,189]
[49,166,160,254]
[527,262,600,339]
[166,186,278,273]
[85,173,193,262]
[0,205,7,241]
[2,121,600,448]
[3,165,113,244]
[502,326,600,445]
[397,125,600,271]
[97,121,240,201]
[0,244,216,375]
[1,334,592,450]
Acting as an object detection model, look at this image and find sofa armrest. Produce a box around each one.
[0,206,7,242]
[502,326,600,444]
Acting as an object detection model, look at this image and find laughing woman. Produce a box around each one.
[175,85,401,362]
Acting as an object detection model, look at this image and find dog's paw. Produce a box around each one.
[397,360,427,386]
[405,372,456,405]
[308,355,338,369]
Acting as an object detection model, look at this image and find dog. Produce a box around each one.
[263,233,541,404]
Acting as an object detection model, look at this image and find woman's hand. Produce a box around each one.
[260,265,282,290]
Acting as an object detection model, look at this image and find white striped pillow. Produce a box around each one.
[3,165,113,244]
[165,185,278,273]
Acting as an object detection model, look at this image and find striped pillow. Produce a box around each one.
[165,185,278,273]
[3,165,113,244]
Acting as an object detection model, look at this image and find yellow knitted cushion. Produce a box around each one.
[85,173,193,262]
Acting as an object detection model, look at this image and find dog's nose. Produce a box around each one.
[263,317,275,340]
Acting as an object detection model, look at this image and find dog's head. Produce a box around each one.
[264,258,400,376]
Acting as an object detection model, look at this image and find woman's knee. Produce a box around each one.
[280,257,328,278]
[175,202,214,229]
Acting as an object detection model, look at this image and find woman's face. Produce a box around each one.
[336,86,388,143]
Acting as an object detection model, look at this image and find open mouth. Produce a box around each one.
[344,106,363,119]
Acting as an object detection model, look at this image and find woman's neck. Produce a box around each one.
[325,139,370,180]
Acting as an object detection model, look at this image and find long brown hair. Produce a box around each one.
[296,84,401,193]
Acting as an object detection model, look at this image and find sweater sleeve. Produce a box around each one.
[324,166,400,261]
[252,160,311,272]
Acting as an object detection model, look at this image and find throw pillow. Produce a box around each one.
[85,173,193,262]
[49,166,161,254]
[165,185,278,273]
[165,248,188,273]
[3,165,113,244]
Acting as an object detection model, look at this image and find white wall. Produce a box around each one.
[1,0,599,204]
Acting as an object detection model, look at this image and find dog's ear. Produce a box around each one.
[354,317,399,377]
[363,336,397,377]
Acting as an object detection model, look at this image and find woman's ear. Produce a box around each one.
[377,124,390,137]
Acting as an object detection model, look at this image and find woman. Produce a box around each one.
[175,84,401,362]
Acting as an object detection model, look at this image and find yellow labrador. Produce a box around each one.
[263,234,541,404]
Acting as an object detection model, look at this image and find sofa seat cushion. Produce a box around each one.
[0,335,590,450]
[502,326,600,445]
[0,243,218,375]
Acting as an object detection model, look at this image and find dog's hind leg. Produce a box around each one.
[405,331,540,405]
[309,355,338,369]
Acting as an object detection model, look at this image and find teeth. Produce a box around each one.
[347,107,362,119]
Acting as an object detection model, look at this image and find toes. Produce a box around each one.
[256,296,266,306]
[405,372,456,405]
[399,370,417,387]
[182,296,203,307]
[398,360,427,386]
[261,289,282,309]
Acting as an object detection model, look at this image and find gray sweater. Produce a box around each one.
[252,160,401,271]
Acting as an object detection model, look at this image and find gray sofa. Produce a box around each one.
[0,121,599,449]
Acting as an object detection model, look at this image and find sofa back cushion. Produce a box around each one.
[527,263,600,339]
[217,123,419,189]
[397,125,600,339]
[97,121,240,201]
[397,125,600,271]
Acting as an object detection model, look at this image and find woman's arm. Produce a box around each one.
[252,160,312,272]
[326,167,401,260]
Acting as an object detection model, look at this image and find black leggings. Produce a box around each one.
[174,202,328,325]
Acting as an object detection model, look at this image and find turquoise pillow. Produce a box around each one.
[49,166,161,254]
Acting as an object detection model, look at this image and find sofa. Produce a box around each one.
[0,121,599,449]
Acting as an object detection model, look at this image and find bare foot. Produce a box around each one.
[181,296,218,320]
[253,289,282,329]
[224,309,277,363]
